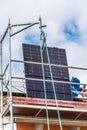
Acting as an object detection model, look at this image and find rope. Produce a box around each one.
[42,31,63,130]
[40,44,50,130]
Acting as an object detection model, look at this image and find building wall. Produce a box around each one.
[16,123,35,130]
[81,128,87,130]
[44,125,69,130]
[16,123,87,130]
[16,123,69,130]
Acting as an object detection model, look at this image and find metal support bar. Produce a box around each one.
[1,103,10,117]
[35,109,42,117]
[12,85,25,93]
[11,76,87,86]
[39,17,50,130]
[0,36,3,111]
[12,104,87,113]
[2,123,11,125]
[74,112,82,120]
[0,74,3,80]
[4,80,9,89]
[0,35,4,130]
[3,64,9,77]
[0,27,8,43]
[11,22,38,27]
[8,20,14,130]
[11,22,39,37]
[11,59,87,71]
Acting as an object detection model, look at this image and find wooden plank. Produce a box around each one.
[14,116,87,127]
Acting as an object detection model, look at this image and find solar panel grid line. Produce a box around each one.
[25,84,71,95]
[24,64,69,80]
[26,91,72,100]
[26,82,67,93]
[27,91,70,99]
[25,74,69,81]
[27,90,71,99]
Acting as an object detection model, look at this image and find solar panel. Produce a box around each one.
[23,43,72,101]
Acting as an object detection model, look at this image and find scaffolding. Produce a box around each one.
[0,19,40,130]
[0,17,87,130]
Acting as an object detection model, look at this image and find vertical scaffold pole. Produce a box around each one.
[8,20,14,130]
[0,36,4,130]
[39,17,50,130]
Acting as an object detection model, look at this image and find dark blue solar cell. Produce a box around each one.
[23,43,72,101]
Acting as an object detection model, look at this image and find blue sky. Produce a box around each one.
[63,19,81,42]
[1,0,87,129]
[24,33,40,45]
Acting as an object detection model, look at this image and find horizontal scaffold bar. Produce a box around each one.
[11,76,87,86]
[11,59,87,71]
